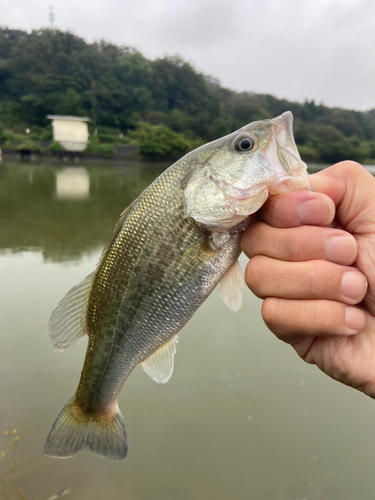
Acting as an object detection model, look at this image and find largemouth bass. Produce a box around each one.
[45,111,310,461]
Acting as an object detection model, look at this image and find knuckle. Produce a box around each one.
[241,228,255,257]
[341,160,363,171]
[333,160,366,179]
[309,299,319,334]
[287,227,304,261]
[305,260,337,298]
[307,260,320,296]
[241,222,263,257]
[259,196,279,224]
[245,255,268,297]
[261,297,281,332]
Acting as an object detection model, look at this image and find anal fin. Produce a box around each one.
[219,260,244,313]
[141,335,179,383]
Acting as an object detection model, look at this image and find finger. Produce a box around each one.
[245,257,368,305]
[241,223,358,264]
[258,190,335,228]
[309,162,375,316]
[309,161,375,234]
[261,297,366,339]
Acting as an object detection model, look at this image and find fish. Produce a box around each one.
[44,111,310,461]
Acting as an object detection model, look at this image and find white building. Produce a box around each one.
[47,115,90,152]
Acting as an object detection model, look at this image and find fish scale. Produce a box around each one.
[76,156,241,411]
[44,111,310,460]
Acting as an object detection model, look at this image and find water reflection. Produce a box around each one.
[55,167,90,200]
[0,161,372,263]
[0,160,166,262]
[1,160,375,500]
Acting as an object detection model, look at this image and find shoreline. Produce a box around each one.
[0,144,138,162]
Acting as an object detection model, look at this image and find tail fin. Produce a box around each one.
[44,398,128,461]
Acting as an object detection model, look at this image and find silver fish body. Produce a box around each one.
[45,111,310,460]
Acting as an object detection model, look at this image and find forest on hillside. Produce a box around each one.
[1,27,375,162]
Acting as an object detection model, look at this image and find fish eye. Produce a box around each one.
[234,135,256,152]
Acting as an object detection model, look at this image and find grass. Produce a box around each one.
[0,430,23,500]
[0,430,71,500]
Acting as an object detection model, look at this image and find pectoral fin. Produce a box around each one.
[141,335,179,383]
[49,205,134,353]
[219,260,244,313]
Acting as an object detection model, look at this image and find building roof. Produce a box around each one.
[46,115,90,122]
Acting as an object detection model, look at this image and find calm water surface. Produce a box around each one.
[0,159,375,500]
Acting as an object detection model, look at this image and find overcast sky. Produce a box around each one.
[2,0,375,111]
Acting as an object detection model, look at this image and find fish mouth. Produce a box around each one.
[259,112,310,194]
[271,111,300,164]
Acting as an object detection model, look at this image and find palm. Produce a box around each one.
[292,316,375,394]
[292,223,375,394]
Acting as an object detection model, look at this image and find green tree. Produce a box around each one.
[151,56,220,138]
[133,122,191,160]
[5,29,93,123]
[2,26,375,163]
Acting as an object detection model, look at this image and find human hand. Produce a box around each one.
[241,161,375,397]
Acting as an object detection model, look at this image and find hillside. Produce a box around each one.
[1,27,375,163]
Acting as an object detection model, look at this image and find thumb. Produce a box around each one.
[309,161,375,235]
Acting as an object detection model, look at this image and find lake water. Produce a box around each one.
[0,159,375,500]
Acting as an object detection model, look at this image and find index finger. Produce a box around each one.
[258,190,336,228]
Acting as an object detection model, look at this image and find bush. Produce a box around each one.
[97,133,117,144]
[1,140,13,149]
[297,145,320,163]
[29,125,44,139]
[316,138,365,163]
[49,141,65,151]
[365,141,375,160]
[40,129,53,141]
[313,125,344,143]
[84,142,115,157]
[88,127,129,145]
[132,123,191,160]
[3,131,14,141]
[211,117,233,139]
[96,144,115,157]
[17,141,44,152]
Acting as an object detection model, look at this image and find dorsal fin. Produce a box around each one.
[219,260,244,313]
[141,335,179,383]
[48,272,95,352]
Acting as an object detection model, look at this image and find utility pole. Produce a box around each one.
[48,6,55,29]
